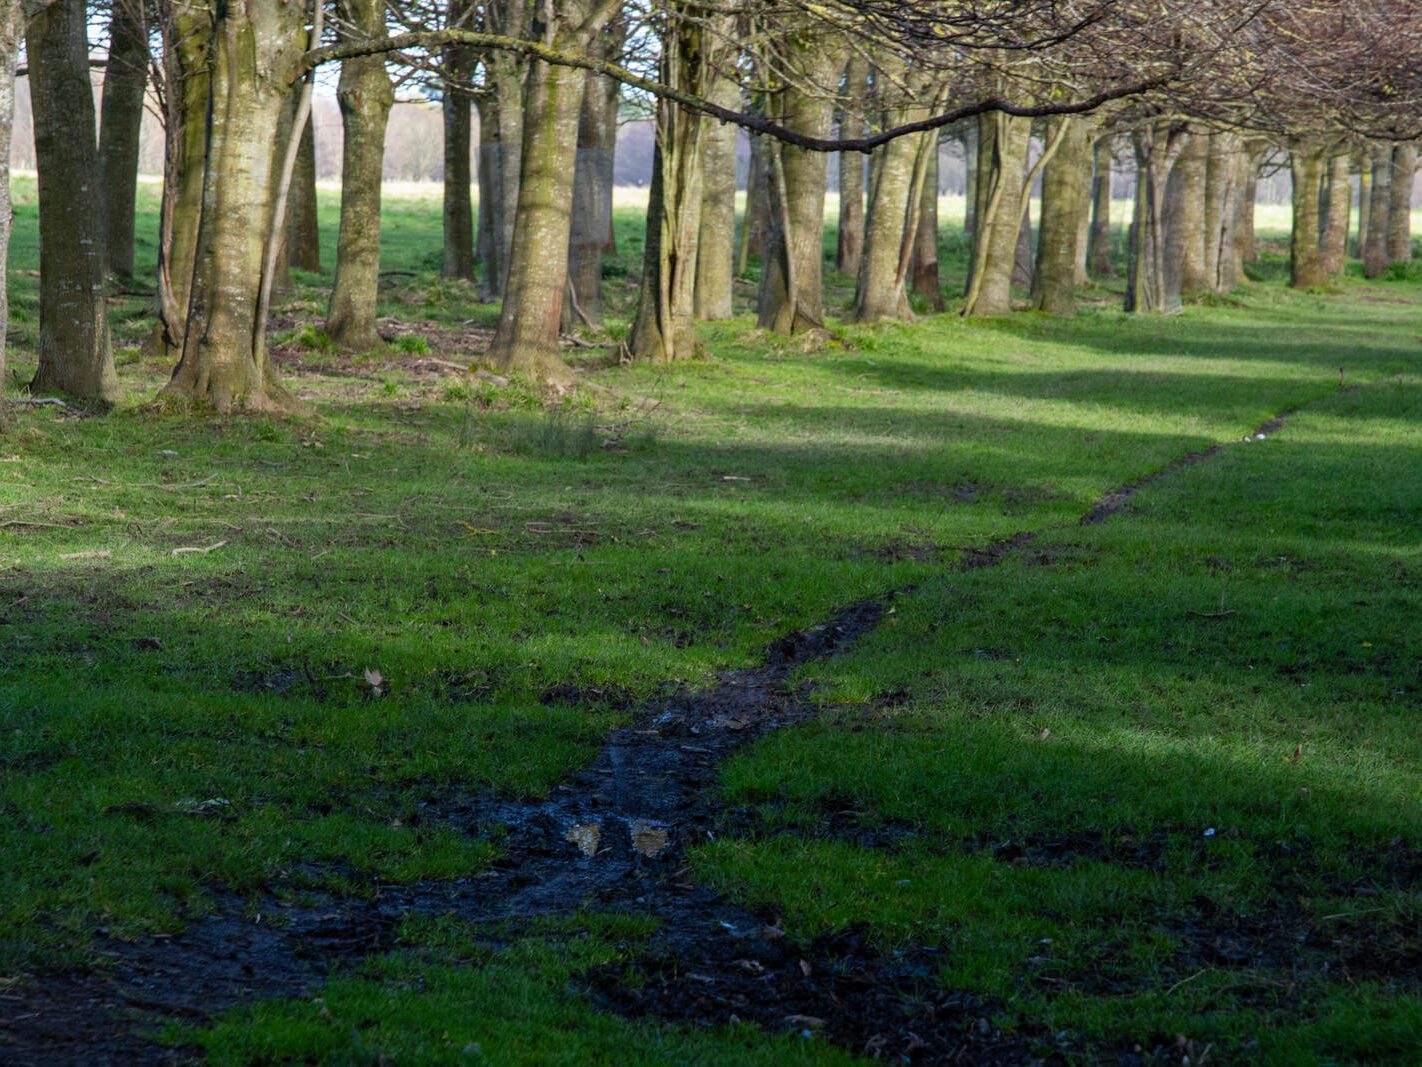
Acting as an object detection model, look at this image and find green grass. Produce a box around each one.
[3,176,1422,1062]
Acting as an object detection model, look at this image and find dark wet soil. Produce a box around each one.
[2,401,1346,1066]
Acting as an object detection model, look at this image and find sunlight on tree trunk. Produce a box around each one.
[1032,115,1089,315]
[1290,142,1328,289]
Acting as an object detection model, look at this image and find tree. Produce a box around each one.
[29,0,118,403]
[835,56,868,276]
[326,0,394,354]
[1032,114,1091,314]
[442,0,476,281]
[98,0,148,280]
[1386,143,1416,263]
[1290,141,1329,289]
[0,0,20,404]
[1086,134,1113,276]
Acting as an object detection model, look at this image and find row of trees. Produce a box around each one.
[3,0,1422,414]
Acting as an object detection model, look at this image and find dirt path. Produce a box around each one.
[1,410,1304,1066]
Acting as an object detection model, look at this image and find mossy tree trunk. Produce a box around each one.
[474,1,528,302]
[1387,143,1416,263]
[963,110,1029,317]
[98,0,148,280]
[1203,132,1238,292]
[694,46,738,321]
[1125,123,1188,314]
[1355,154,1371,260]
[566,18,625,329]
[1319,151,1349,279]
[1031,114,1090,315]
[1290,142,1329,289]
[1166,130,1208,295]
[286,118,320,272]
[737,133,767,276]
[1086,135,1113,276]
[486,0,617,381]
[629,5,726,362]
[162,0,308,411]
[1363,143,1391,278]
[326,0,393,354]
[28,0,118,404]
[442,0,476,281]
[1235,144,1263,267]
[911,141,944,311]
[756,36,837,335]
[835,55,867,276]
[0,0,19,399]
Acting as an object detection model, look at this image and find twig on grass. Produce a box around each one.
[171,540,228,557]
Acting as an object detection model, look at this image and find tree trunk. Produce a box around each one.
[1166,131,1208,295]
[1355,156,1371,260]
[475,52,525,301]
[737,133,768,276]
[756,42,837,335]
[0,0,20,400]
[1211,144,1243,292]
[284,118,320,272]
[566,31,622,329]
[695,70,738,320]
[485,55,592,379]
[911,142,943,310]
[1202,132,1237,292]
[1319,152,1349,279]
[835,55,867,276]
[1236,146,1261,266]
[963,111,1029,317]
[1363,143,1392,278]
[1011,190,1033,290]
[1387,143,1416,263]
[1086,134,1112,276]
[98,0,147,280]
[28,0,118,403]
[1125,124,1187,314]
[1290,143,1328,289]
[442,0,476,281]
[162,0,308,411]
[962,125,977,241]
[1031,114,1089,315]
[326,0,393,354]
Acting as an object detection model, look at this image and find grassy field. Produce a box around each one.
[2,177,1421,1064]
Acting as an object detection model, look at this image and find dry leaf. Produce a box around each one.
[363,668,384,696]
[630,820,670,857]
[566,822,602,856]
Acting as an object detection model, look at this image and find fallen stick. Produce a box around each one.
[171,540,228,557]
[15,397,84,416]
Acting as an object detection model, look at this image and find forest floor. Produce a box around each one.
[2,181,1422,1065]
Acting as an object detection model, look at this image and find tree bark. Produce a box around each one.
[1125,123,1187,314]
[910,140,943,310]
[0,0,20,401]
[736,133,767,276]
[1290,142,1328,289]
[1387,143,1416,263]
[695,70,738,320]
[1086,135,1113,276]
[755,39,837,335]
[1363,143,1392,278]
[162,0,309,410]
[1166,130,1208,295]
[28,0,118,403]
[963,110,1029,317]
[326,0,394,353]
[1319,152,1349,279]
[1202,132,1237,292]
[98,0,148,280]
[442,0,476,281]
[1355,155,1371,260]
[486,0,614,381]
[566,20,623,330]
[1031,114,1089,315]
[1236,145,1262,266]
[835,55,867,276]
[474,26,526,302]
[285,118,320,272]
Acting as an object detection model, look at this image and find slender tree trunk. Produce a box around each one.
[566,24,623,329]
[835,55,867,276]
[1290,143,1328,289]
[1011,188,1033,289]
[962,125,977,241]
[485,52,593,379]
[1087,135,1113,276]
[1363,143,1392,278]
[1202,132,1237,292]
[963,111,1029,316]
[1167,131,1208,295]
[0,0,20,401]
[28,0,118,403]
[1236,146,1261,266]
[442,0,476,281]
[756,41,837,335]
[1355,156,1371,260]
[326,0,393,353]
[475,51,525,301]
[911,141,943,310]
[1031,114,1089,314]
[1125,124,1187,314]
[695,69,738,320]
[98,0,148,280]
[1320,152,1349,279]
[1387,143,1416,263]
[737,133,767,276]
[284,118,320,272]
[162,0,308,410]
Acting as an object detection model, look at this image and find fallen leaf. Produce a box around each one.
[630,820,670,857]
[566,822,602,856]
[799,958,812,977]
[363,668,384,696]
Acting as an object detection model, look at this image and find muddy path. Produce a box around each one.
[2,409,1307,1066]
